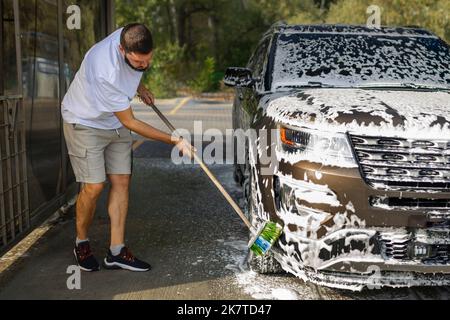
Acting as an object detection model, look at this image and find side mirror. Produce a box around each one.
[224,67,255,88]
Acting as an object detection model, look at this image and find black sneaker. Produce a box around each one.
[73,241,100,272]
[103,247,151,272]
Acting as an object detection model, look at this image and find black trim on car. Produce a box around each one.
[265,33,278,92]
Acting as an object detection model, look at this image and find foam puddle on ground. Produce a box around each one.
[216,237,450,300]
[217,237,310,300]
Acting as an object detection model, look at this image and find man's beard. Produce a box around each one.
[124,55,148,73]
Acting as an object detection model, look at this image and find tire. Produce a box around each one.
[243,161,284,274]
[232,133,244,185]
[233,163,243,185]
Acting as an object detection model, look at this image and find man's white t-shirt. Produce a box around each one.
[62,28,144,130]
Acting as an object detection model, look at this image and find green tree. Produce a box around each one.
[114,0,449,98]
[326,0,449,42]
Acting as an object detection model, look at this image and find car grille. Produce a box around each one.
[350,135,450,192]
[379,231,411,260]
[423,245,450,264]
[370,196,450,209]
[423,245,450,265]
[379,231,450,264]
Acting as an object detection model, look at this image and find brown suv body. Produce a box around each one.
[228,24,450,290]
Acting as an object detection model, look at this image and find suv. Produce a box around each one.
[225,23,450,290]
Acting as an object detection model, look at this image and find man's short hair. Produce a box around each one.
[120,23,153,54]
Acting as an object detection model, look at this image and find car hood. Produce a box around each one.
[265,88,450,139]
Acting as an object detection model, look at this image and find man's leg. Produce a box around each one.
[103,173,151,271]
[102,127,151,271]
[63,122,109,271]
[73,182,104,272]
[107,174,131,246]
[76,183,105,240]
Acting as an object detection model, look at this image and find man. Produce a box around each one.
[62,23,193,272]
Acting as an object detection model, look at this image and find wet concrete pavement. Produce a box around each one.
[0,98,449,300]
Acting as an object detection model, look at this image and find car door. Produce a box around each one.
[233,36,273,175]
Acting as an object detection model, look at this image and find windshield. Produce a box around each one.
[272,32,450,90]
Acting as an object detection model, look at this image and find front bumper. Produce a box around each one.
[266,162,450,286]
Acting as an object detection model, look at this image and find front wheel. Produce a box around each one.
[233,163,243,185]
[244,163,284,274]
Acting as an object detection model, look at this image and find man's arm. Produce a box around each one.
[114,107,195,157]
[115,107,176,144]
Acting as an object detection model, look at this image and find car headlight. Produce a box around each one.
[278,125,357,167]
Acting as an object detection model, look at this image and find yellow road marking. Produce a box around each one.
[0,222,53,274]
[169,97,191,115]
[0,196,77,275]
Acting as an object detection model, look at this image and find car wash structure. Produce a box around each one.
[0,0,115,253]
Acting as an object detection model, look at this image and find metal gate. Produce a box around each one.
[0,96,29,249]
[0,0,30,250]
[1,0,114,252]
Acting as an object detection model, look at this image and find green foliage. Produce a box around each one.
[187,57,220,93]
[286,0,327,24]
[115,0,158,29]
[143,43,185,98]
[115,0,449,98]
[325,0,449,42]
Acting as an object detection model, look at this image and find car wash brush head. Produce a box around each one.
[248,222,283,256]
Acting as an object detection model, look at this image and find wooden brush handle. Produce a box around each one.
[148,102,254,230]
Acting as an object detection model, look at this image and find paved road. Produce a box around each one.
[0,97,449,300]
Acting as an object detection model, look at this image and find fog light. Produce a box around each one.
[413,244,428,257]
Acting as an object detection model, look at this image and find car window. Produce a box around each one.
[273,32,450,89]
[248,37,271,89]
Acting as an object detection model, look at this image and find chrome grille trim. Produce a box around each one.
[350,134,450,192]
[370,196,450,210]
[379,231,411,260]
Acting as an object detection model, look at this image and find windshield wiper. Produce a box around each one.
[306,81,334,88]
[276,81,335,89]
[356,82,449,91]
[400,83,449,90]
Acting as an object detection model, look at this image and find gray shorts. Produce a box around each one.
[63,122,133,184]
